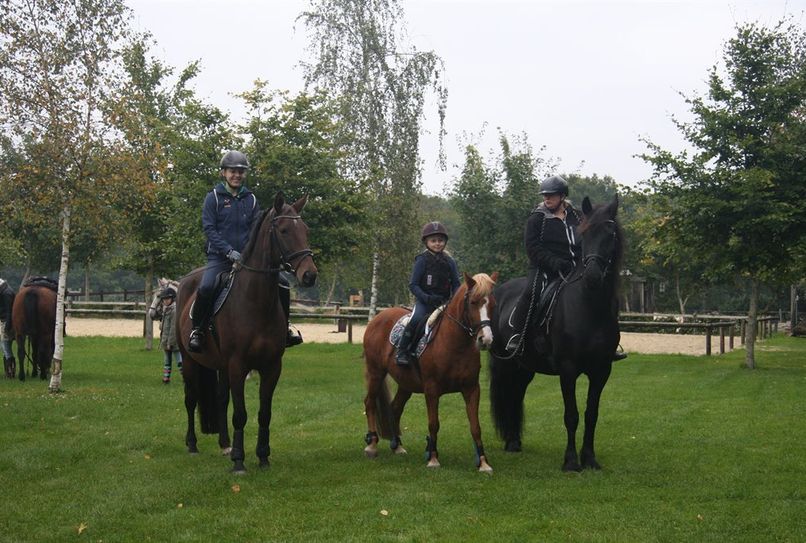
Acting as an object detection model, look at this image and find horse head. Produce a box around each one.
[579,195,621,291]
[459,271,498,351]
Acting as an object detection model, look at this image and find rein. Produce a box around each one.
[235,213,314,275]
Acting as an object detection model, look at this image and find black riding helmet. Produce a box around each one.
[220,150,250,170]
[538,175,569,196]
[421,221,449,242]
[158,286,177,299]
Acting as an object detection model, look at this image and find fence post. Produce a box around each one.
[729,324,734,350]
[719,326,725,354]
[705,325,712,356]
[740,320,746,345]
[347,321,353,344]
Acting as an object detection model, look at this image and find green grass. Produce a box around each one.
[1,336,804,542]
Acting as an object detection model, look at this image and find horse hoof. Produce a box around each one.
[258,459,270,469]
[393,446,407,455]
[477,456,493,473]
[231,464,247,474]
[426,458,441,468]
[221,447,232,456]
[187,445,199,454]
[562,462,583,472]
[504,440,521,453]
[364,445,378,458]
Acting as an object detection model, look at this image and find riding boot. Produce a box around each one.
[279,278,303,347]
[188,290,213,353]
[613,350,628,361]
[396,321,416,366]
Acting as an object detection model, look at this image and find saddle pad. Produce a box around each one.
[189,272,234,321]
[389,315,430,358]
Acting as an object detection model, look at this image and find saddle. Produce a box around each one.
[189,271,234,322]
[23,276,58,291]
[389,308,444,360]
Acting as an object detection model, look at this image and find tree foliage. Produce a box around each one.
[640,19,806,367]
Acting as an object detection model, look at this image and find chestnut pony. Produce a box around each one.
[362,272,498,471]
[177,193,317,473]
[12,280,58,381]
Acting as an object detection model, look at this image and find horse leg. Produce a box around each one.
[462,384,492,473]
[560,372,582,472]
[580,365,612,470]
[183,369,199,454]
[256,363,281,468]
[216,371,232,455]
[16,337,25,381]
[362,367,385,458]
[490,354,534,452]
[389,388,412,455]
[424,389,440,468]
[229,371,248,474]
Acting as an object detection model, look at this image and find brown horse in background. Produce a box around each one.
[12,283,57,381]
[362,272,498,471]
[177,193,318,473]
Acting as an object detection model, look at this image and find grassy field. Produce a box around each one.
[0,335,804,542]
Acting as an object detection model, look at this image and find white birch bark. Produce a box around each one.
[49,205,70,393]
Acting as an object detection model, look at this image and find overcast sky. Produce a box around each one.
[127,0,803,194]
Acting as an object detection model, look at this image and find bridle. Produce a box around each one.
[236,213,314,275]
[445,287,492,338]
[581,219,617,280]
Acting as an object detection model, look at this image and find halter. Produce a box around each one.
[581,219,617,279]
[445,288,492,337]
[236,213,314,275]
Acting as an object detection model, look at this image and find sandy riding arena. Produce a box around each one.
[64,317,734,356]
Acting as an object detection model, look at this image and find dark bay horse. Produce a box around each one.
[12,281,58,381]
[363,272,498,471]
[489,196,623,471]
[177,193,318,473]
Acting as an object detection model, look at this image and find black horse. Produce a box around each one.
[489,195,623,471]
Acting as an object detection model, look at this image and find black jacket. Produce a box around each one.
[524,202,581,277]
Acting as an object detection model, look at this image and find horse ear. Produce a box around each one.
[491,271,499,283]
[292,194,308,213]
[273,191,285,214]
[582,196,593,216]
[607,193,619,217]
[464,271,475,287]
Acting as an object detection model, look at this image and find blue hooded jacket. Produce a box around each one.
[202,183,259,258]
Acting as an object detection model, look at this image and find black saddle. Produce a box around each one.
[23,276,58,291]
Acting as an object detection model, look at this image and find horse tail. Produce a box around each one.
[197,365,220,434]
[23,290,38,337]
[489,352,531,444]
[374,377,395,440]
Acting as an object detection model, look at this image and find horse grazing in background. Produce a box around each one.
[177,193,318,473]
[362,272,498,472]
[12,278,59,381]
[489,196,623,471]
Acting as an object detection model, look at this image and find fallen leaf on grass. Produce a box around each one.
[144,454,151,460]
[380,510,389,516]
[77,522,88,534]
[232,484,241,493]
[696,514,704,521]
[177,503,184,509]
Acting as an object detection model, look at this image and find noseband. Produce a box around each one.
[237,213,314,275]
[582,220,617,279]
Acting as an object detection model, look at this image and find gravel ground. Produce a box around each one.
[64,317,738,356]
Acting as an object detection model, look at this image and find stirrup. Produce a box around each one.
[188,329,204,353]
[395,349,413,367]
[504,333,521,353]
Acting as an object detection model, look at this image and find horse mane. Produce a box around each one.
[240,209,269,263]
[469,273,496,301]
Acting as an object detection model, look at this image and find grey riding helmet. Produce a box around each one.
[220,150,250,170]
[538,175,569,196]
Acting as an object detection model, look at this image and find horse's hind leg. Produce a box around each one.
[580,366,612,470]
[229,371,249,474]
[216,371,231,454]
[16,337,25,381]
[256,363,281,468]
[362,366,385,458]
[389,388,411,454]
[183,374,199,454]
[462,384,492,473]
[560,373,582,472]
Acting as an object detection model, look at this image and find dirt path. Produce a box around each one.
[65,317,738,356]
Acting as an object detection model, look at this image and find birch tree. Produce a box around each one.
[299,0,447,312]
[0,0,145,391]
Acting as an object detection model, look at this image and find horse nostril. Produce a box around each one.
[302,271,318,287]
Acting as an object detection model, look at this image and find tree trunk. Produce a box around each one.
[83,262,91,301]
[325,268,338,305]
[49,205,70,393]
[369,249,380,320]
[791,284,798,336]
[144,256,154,350]
[675,271,689,322]
[745,278,758,369]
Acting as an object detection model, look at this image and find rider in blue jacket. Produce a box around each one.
[188,150,303,353]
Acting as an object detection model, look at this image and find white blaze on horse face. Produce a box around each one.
[478,297,493,348]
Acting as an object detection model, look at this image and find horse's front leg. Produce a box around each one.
[216,371,231,455]
[462,384,492,473]
[229,367,249,474]
[183,372,199,454]
[424,388,440,468]
[363,368,385,458]
[559,372,581,472]
[256,361,282,468]
[580,365,612,470]
[16,339,25,381]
